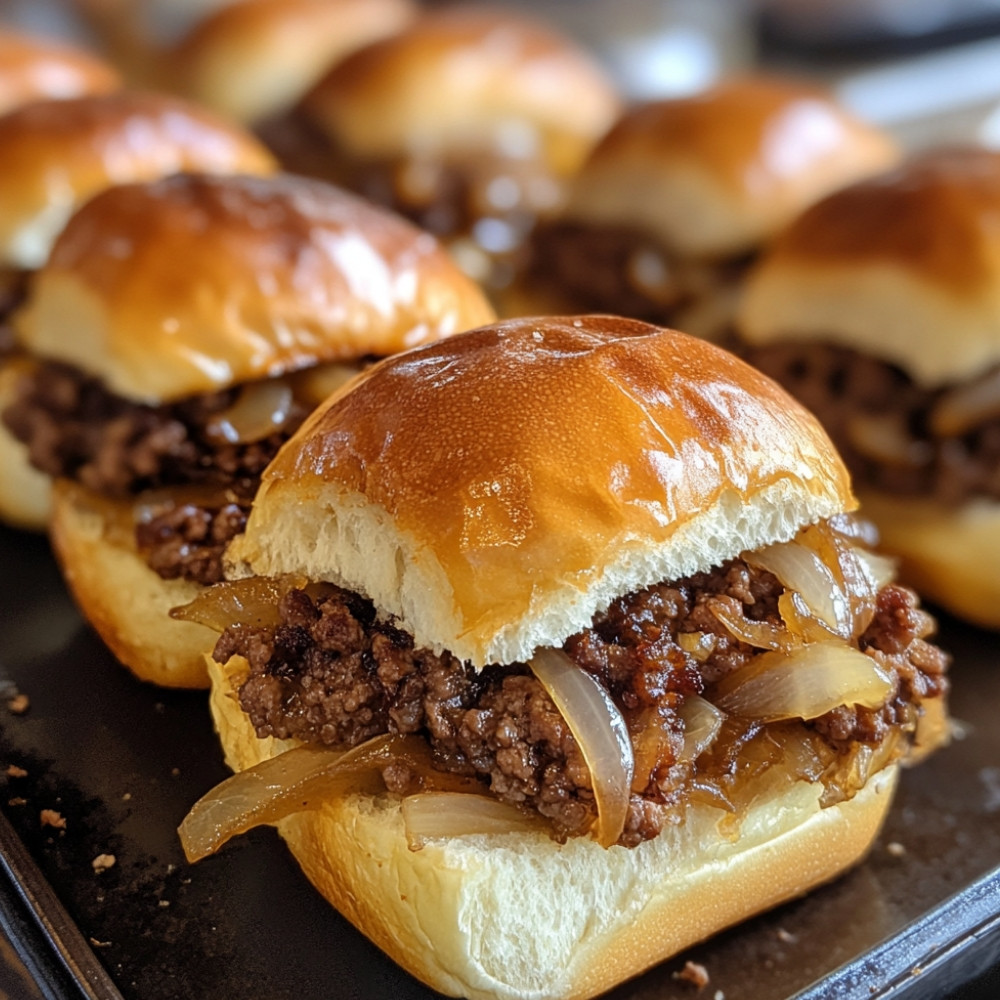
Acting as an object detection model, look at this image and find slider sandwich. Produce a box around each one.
[0,28,120,116]
[167,0,416,126]
[180,316,948,1000]
[0,90,276,530]
[260,5,621,292]
[3,172,494,686]
[516,77,897,340]
[740,147,1000,628]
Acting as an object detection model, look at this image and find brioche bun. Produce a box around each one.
[50,482,214,688]
[207,651,897,1000]
[228,315,854,667]
[0,91,276,270]
[17,172,495,403]
[170,0,416,123]
[0,29,120,116]
[562,76,898,260]
[856,490,1000,629]
[300,6,620,174]
[739,147,1000,387]
[30,172,494,686]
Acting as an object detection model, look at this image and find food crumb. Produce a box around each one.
[40,809,66,830]
[887,841,906,857]
[158,899,170,908]
[89,938,112,949]
[776,927,798,944]
[5,765,27,778]
[92,853,116,873]
[714,992,725,1000]
[170,767,180,777]
[7,797,26,807]
[122,792,132,801]
[7,694,29,715]
[673,960,710,989]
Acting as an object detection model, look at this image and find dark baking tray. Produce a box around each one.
[2,523,1000,1000]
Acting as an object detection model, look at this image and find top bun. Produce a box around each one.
[16,172,496,403]
[739,147,1000,387]
[563,76,899,260]
[300,6,620,174]
[227,315,853,667]
[0,91,276,269]
[0,29,121,116]
[170,0,416,124]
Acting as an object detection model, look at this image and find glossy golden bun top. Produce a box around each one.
[564,75,899,259]
[230,315,853,667]
[0,90,277,268]
[739,147,1000,386]
[17,172,496,403]
[0,29,121,116]
[170,0,416,123]
[300,6,620,174]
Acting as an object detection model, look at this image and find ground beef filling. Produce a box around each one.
[1,360,306,584]
[745,342,1000,505]
[0,268,29,357]
[217,558,947,846]
[527,221,750,335]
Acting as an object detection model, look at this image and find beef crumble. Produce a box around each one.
[217,555,947,846]
[744,342,1000,506]
[1,360,306,583]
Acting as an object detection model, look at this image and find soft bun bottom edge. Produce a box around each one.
[50,480,215,688]
[858,490,1000,629]
[0,360,51,531]
[207,654,898,1000]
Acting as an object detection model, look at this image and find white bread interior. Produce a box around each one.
[858,489,1000,629]
[0,359,51,530]
[208,653,897,1000]
[50,481,215,688]
[227,317,853,668]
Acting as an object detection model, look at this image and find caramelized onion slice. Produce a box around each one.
[402,792,544,850]
[179,733,417,862]
[677,695,725,763]
[529,648,633,848]
[713,642,893,722]
[205,379,294,445]
[747,541,851,637]
[171,575,309,632]
[709,595,789,651]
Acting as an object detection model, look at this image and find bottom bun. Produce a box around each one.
[208,655,898,1000]
[858,490,1000,629]
[0,360,52,531]
[50,481,215,688]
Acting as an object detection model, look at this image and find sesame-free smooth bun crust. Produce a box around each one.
[0,91,277,269]
[301,6,620,164]
[739,148,1000,386]
[230,317,854,666]
[563,76,898,259]
[16,173,496,402]
[208,654,896,1000]
[0,30,120,117]
[172,0,417,123]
